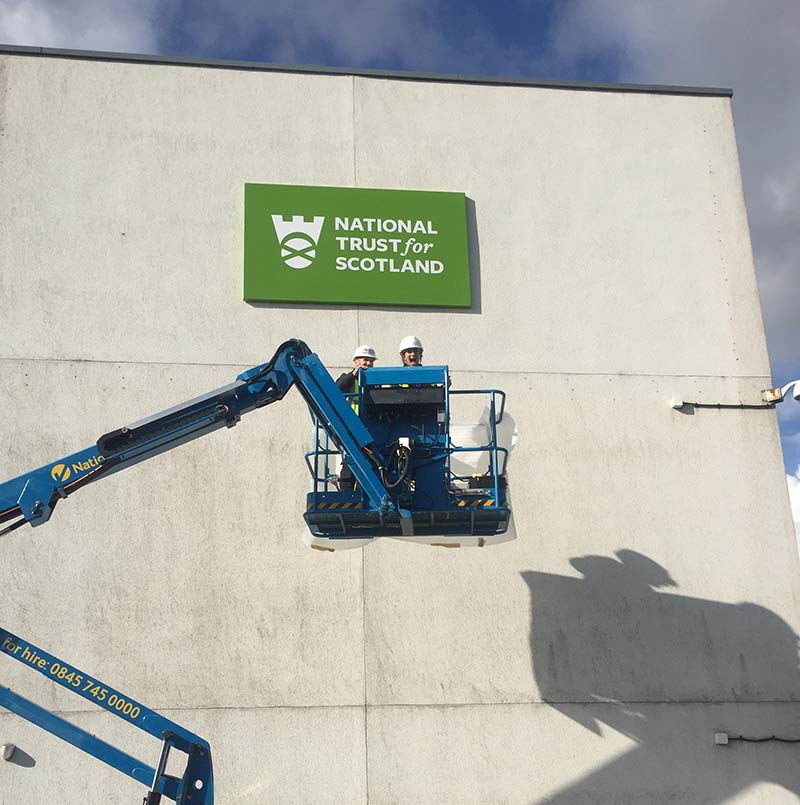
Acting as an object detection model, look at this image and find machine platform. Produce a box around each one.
[303,365,512,547]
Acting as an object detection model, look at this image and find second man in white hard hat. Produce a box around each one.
[399,335,423,366]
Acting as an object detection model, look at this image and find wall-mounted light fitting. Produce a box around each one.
[761,380,800,404]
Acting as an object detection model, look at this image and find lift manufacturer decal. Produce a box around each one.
[244,183,471,307]
[50,454,105,483]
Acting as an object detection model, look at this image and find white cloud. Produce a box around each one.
[787,469,800,549]
[169,0,449,69]
[0,0,160,54]
[132,0,551,81]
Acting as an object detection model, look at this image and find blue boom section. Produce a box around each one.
[0,339,400,538]
[0,629,213,804]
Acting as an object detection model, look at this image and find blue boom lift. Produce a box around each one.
[0,338,511,802]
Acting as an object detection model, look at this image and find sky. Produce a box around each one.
[1,0,799,534]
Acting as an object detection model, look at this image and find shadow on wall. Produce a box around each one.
[465,197,481,315]
[522,550,800,803]
[0,744,35,767]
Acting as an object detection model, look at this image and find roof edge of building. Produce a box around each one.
[0,43,733,98]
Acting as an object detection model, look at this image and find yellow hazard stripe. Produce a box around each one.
[310,502,364,510]
[453,499,509,507]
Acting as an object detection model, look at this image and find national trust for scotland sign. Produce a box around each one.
[244,184,471,307]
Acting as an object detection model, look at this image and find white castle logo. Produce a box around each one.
[271,215,325,269]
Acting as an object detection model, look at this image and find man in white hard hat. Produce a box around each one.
[335,345,376,490]
[399,335,423,366]
[336,345,377,394]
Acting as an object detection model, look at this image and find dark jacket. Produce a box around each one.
[336,371,357,392]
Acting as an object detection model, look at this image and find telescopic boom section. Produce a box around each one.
[0,339,398,537]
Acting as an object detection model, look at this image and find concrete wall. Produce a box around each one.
[0,52,798,803]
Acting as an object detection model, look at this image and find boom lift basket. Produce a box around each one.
[303,365,511,546]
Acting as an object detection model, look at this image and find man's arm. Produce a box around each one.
[336,371,356,392]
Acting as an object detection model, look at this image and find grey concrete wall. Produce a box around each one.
[0,53,798,803]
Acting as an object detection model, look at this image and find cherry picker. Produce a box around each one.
[0,338,511,802]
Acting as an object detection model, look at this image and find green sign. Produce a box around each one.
[244,184,471,307]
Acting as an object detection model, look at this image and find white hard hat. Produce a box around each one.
[352,344,377,361]
[399,335,423,353]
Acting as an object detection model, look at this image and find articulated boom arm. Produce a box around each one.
[0,629,213,805]
[0,339,397,538]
